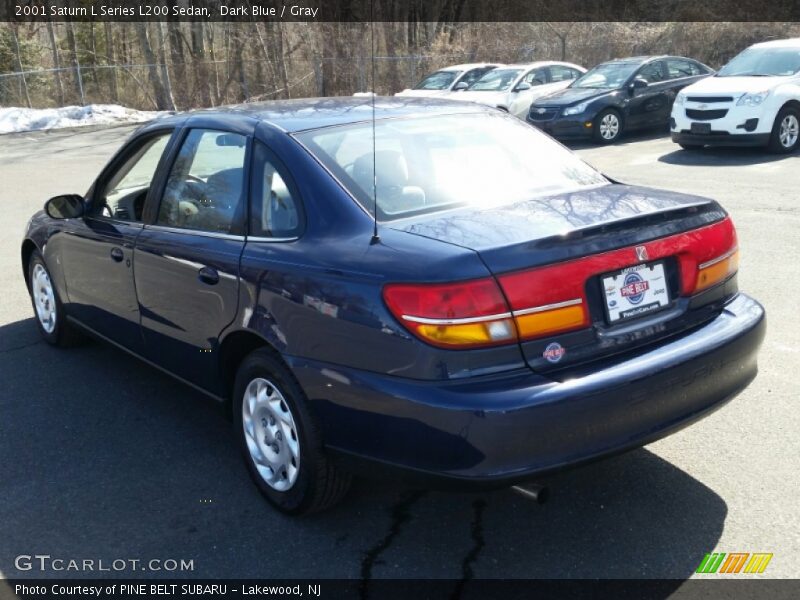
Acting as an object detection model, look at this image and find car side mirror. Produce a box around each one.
[514,82,532,92]
[629,77,648,94]
[453,81,469,91]
[45,194,85,219]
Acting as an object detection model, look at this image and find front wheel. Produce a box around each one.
[768,106,800,154]
[593,109,623,144]
[27,250,83,347]
[233,349,351,515]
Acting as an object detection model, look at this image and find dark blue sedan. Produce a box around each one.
[22,98,764,515]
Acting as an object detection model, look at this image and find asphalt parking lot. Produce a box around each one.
[0,124,798,585]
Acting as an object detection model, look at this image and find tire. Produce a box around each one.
[27,250,84,347]
[233,348,351,515]
[593,109,623,144]
[767,105,800,154]
[679,143,703,150]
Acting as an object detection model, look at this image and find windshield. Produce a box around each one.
[413,70,459,90]
[571,62,639,89]
[468,68,523,91]
[296,113,608,221]
[717,47,800,77]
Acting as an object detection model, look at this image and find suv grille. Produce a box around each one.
[687,96,733,103]
[686,108,728,120]
[528,107,560,121]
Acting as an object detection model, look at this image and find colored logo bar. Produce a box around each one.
[696,552,773,574]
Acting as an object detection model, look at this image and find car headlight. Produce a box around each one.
[674,93,686,105]
[737,91,769,107]
[562,101,590,116]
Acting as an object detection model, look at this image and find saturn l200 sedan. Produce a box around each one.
[22,98,764,515]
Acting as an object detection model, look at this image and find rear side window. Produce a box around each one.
[249,142,303,238]
[157,129,247,235]
[549,65,581,82]
[666,59,703,78]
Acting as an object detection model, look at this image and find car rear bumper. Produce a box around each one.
[289,293,765,487]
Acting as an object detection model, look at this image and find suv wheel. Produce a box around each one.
[233,349,351,515]
[768,106,800,154]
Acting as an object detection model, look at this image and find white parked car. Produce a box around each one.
[671,38,800,153]
[446,62,586,119]
[395,63,502,98]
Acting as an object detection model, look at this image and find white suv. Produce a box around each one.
[671,38,800,153]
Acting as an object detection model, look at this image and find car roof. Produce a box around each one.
[750,37,800,49]
[439,63,502,71]
[148,97,497,134]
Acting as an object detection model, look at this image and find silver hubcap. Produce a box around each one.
[779,115,799,148]
[599,113,620,140]
[242,377,300,491]
[32,264,56,333]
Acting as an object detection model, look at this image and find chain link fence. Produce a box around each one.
[0,52,500,110]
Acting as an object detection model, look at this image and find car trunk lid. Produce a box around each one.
[390,183,737,372]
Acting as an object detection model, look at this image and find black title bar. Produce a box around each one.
[3,0,800,22]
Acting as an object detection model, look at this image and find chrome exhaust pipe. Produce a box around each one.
[511,482,549,504]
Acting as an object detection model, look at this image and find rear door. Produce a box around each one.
[134,123,251,395]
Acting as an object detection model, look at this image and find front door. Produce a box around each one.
[626,61,672,129]
[58,131,174,351]
[134,127,250,395]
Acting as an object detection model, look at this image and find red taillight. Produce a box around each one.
[385,218,739,349]
[382,278,516,348]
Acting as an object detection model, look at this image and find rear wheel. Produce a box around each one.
[768,106,800,154]
[233,348,351,515]
[27,250,83,347]
[593,109,623,144]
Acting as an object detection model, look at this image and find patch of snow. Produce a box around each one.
[0,104,168,134]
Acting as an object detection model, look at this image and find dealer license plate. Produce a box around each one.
[690,122,711,134]
[602,262,670,323]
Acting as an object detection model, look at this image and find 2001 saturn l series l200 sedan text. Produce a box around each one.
[21,98,765,515]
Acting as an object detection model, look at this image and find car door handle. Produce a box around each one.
[110,247,124,262]
[198,266,219,285]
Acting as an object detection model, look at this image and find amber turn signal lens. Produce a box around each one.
[696,249,739,292]
[514,304,587,340]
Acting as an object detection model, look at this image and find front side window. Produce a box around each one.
[296,112,607,221]
[469,68,524,91]
[157,129,247,234]
[637,62,666,83]
[95,132,171,222]
[458,67,495,88]
[717,47,800,77]
[250,142,303,238]
[414,70,458,91]
[521,68,547,87]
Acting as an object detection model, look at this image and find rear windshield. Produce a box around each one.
[296,112,608,221]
